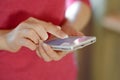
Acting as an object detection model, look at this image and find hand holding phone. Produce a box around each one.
[45,36,96,51]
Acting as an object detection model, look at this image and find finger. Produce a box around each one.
[36,49,42,58]
[45,25,68,39]
[42,43,63,61]
[19,38,37,51]
[31,25,48,41]
[57,51,68,58]
[20,29,39,44]
[48,22,62,30]
[56,51,72,60]
[38,43,52,62]
[28,17,48,40]
[20,18,49,41]
[76,32,84,36]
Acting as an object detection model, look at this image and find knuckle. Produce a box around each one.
[27,17,34,20]
[44,58,52,62]
[54,28,61,34]
[11,48,19,52]
[18,22,29,28]
[18,22,25,27]
[26,17,37,22]
[48,22,52,24]
[56,26,61,30]
[30,44,37,50]
[31,46,36,51]
[54,57,61,61]
[27,17,41,24]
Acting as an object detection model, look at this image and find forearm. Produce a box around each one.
[72,2,91,30]
[64,2,91,31]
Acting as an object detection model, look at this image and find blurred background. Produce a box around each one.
[77,0,120,80]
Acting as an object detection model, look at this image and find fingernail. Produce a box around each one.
[42,43,48,47]
[57,26,61,30]
[63,35,69,39]
[43,35,48,41]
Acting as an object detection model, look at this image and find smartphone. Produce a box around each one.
[45,36,96,51]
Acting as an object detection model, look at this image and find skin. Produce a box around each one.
[0,2,91,62]
[65,2,91,31]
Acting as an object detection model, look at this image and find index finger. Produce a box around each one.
[45,25,68,39]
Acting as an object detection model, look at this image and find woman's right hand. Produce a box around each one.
[1,17,68,52]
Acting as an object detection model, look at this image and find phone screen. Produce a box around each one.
[45,36,96,51]
[45,36,93,46]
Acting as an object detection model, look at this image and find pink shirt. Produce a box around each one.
[0,0,90,80]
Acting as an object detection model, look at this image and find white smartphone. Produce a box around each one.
[45,36,96,51]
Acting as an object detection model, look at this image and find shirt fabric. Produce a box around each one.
[0,0,90,80]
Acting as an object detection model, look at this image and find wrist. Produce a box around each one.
[0,36,8,50]
[0,30,11,51]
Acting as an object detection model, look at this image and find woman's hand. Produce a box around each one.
[61,22,84,36]
[36,42,70,62]
[36,23,84,62]
[1,17,68,53]
[1,17,83,62]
